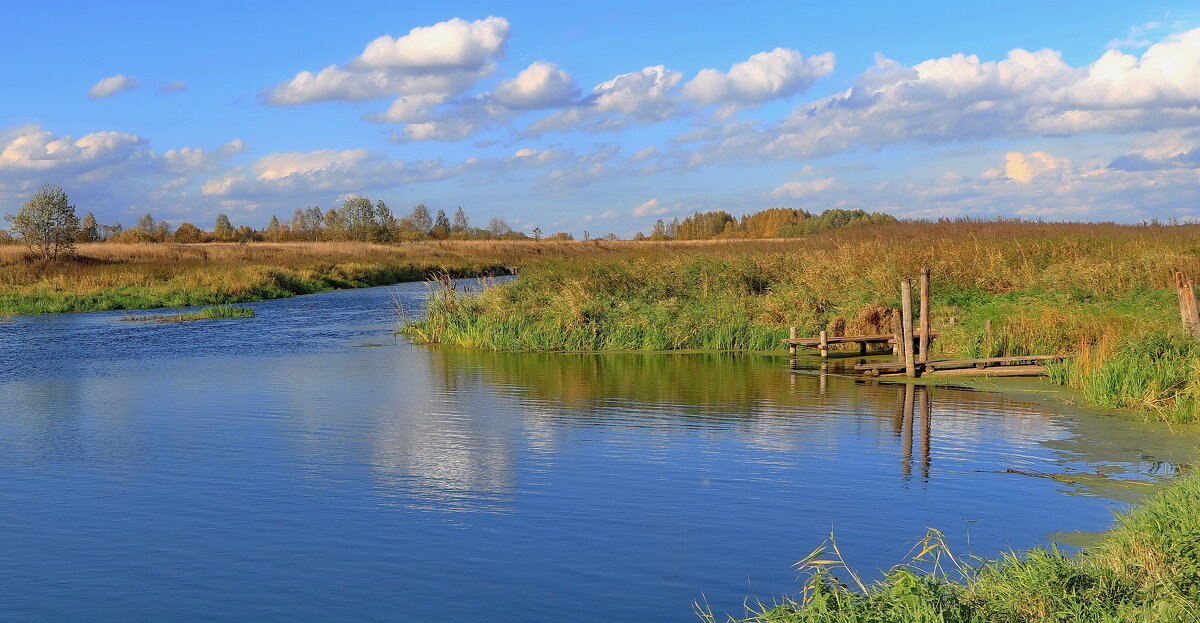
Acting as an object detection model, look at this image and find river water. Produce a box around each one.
[0,280,1193,622]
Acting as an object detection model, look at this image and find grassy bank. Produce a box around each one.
[403,221,1200,423]
[702,468,1200,622]
[0,240,618,314]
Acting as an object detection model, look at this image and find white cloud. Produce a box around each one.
[88,74,137,99]
[527,65,684,135]
[592,65,682,118]
[770,177,839,198]
[684,48,835,115]
[264,17,509,107]
[683,28,1200,168]
[162,139,245,173]
[158,81,188,93]
[998,151,1067,182]
[352,16,509,70]
[200,148,455,198]
[0,126,146,176]
[631,197,668,216]
[494,61,578,110]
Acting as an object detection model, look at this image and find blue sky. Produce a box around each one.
[3,1,1199,235]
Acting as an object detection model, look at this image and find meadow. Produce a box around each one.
[404,220,1200,423]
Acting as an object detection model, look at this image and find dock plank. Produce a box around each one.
[855,354,1071,373]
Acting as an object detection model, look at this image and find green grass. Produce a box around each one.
[701,469,1200,622]
[121,305,255,323]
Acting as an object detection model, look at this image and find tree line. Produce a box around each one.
[3,184,899,261]
[633,208,898,240]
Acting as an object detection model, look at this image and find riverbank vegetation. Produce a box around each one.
[702,467,1200,622]
[0,240,607,314]
[405,220,1200,423]
[121,304,255,323]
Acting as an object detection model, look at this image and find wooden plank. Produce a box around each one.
[782,330,938,346]
[923,365,1048,377]
[855,354,1072,372]
[901,278,916,377]
[919,267,931,363]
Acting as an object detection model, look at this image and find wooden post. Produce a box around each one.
[788,326,797,356]
[919,267,931,362]
[859,341,867,356]
[1177,273,1200,338]
[819,330,829,359]
[901,278,916,377]
[1188,279,1200,338]
[1177,272,1189,331]
[891,308,904,360]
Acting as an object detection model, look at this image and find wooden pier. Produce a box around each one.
[784,267,1074,378]
[782,330,938,358]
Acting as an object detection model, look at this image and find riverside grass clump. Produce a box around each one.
[700,469,1200,623]
[0,239,614,315]
[121,304,256,323]
[404,220,1200,423]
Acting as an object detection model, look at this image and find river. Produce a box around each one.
[0,279,1193,621]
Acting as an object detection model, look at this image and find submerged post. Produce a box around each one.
[788,326,797,356]
[819,330,829,359]
[901,278,916,377]
[919,267,931,362]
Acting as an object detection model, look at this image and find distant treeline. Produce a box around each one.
[46,199,572,244]
[634,208,897,240]
[1,187,897,246]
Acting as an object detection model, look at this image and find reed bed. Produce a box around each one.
[404,221,1200,423]
[701,468,1200,622]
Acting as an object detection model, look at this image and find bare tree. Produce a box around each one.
[486,217,511,236]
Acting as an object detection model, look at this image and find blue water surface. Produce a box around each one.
[0,281,1188,622]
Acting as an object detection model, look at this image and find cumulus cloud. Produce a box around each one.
[352,16,509,70]
[684,48,835,116]
[688,28,1200,167]
[527,65,684,135]
[264,16,509,107]
[0,125,256,219]
[494,62,578,110]
[0,125,146,179]
[161,139,246,173]
[997,151,1067,182]
[88,74,137,99]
